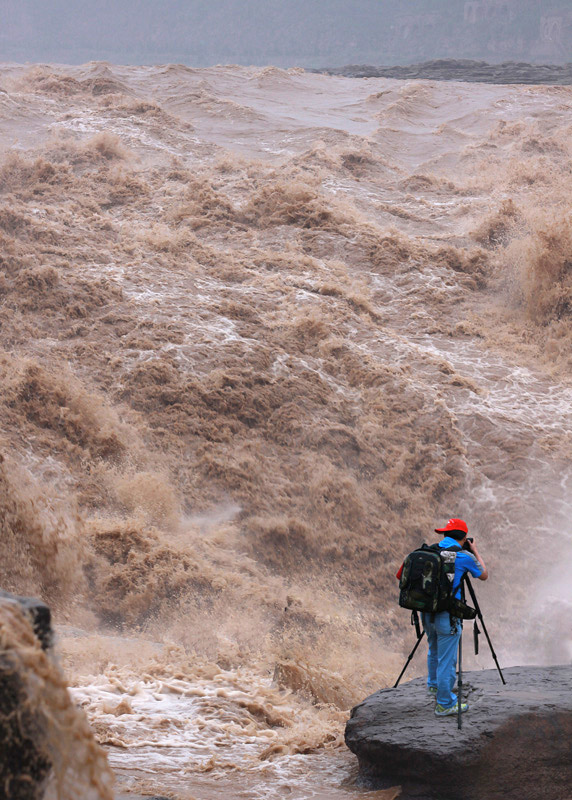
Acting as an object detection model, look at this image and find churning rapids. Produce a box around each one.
[0,62,571,799]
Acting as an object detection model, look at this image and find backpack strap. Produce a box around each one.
[435,543,461,626]
[423,543,445,622]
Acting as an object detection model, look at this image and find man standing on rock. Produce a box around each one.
[425,518,488,717]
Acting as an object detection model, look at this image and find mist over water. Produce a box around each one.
[0,60,571,798]
[1,1,570,67]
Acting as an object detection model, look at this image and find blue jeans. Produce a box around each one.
[422,611,461,709]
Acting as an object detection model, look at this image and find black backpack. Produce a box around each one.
[398,543,461,615]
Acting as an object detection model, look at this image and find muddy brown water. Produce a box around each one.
[0,62,571,799]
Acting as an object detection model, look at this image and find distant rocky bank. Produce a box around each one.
[314,60,572,85]
[345,665,572,800]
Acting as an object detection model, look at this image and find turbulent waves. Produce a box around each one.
[0,61,571,798]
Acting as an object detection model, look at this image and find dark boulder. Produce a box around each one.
[0,590,52,651]
[0,592,54,800]
[345,665,572,800]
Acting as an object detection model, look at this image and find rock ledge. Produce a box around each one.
[345,665,572,800]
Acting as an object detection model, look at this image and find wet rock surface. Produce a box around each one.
[0,590,52,651]
[0,594,53,800]
[316,59,572,85]
[0,654,51,800]
[345,665,572,800]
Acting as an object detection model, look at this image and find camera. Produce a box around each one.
[462,537,474,551]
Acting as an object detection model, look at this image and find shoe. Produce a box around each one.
[435,701,468,717]
[427,686,438,696]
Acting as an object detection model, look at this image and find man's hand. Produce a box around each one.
[467,538,488,581]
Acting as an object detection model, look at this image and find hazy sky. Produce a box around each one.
[0,1,565,67]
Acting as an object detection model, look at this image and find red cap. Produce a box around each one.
[435,518,468,534]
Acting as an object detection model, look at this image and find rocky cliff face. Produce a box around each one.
[387,2,572,67]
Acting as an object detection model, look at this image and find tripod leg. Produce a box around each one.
[393,632,425,688]
[457,630,463,730]
[464,576,506,685]
[479,619,506,685]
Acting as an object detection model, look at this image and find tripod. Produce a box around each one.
[393,578,505,691]
[393,611,424,689]
[464,575,506,685]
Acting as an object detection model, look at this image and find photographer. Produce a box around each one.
[424,518,488,717]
